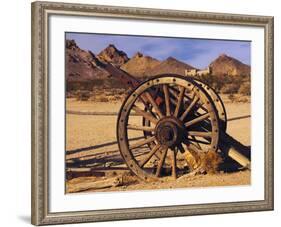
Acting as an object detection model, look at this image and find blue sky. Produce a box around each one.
[66,32,251,69]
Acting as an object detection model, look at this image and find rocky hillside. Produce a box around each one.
[120,52,161,77]
[149,57,196,76]
[66,40,109,82]
[209,54,250,76]
[97,44,129,68]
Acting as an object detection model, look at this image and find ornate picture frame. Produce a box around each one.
[31,1,273,225]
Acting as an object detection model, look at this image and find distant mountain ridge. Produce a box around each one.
[65,39,251,82]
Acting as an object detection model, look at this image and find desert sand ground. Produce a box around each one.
[66,96,251,193]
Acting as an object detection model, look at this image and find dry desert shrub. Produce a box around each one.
[108,96,119,102]
[221,83,240,94]
[95,94,109,102]
[199,150,223,174]
[228,94,236,103]
[235,95,250,103]
[238,82,251,95]
[226,94,250,103]
[66,92,75,99]
[120,172,139,186]
[185,150,222,174]
[75,90,91,101]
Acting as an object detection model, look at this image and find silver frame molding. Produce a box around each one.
[31,1,274,225]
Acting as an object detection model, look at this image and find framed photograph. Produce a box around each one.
[31,1,274,225]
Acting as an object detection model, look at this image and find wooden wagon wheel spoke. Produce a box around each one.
[117,75,219,182]
[168,88,186,107]
[129,136,156,150]
[188,131,213,138]
[194,101,208,113]
[163,84,171,116]
[156,146,168,177]
[174,86,185,117]
[169,86,187,99]
[180,95,199,121]
[138,96,155,117]
[127,124,154,132]
[169,86,208,114]
[185,141,203,153]
[168,87,178,99]
[132,105,158,124]
[139,144,161,167]
[185,130,211,150]
[164,87,178,104]
[184,113,211,128]
[170,149,177,179]
[145,92,164,118]
[177,143,185,153]
[191,135,203,149]
[187,137,211,145]
[185,96,208,114]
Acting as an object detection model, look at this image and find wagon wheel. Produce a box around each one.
[117,75,220,181]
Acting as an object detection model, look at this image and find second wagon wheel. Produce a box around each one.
[117,75,220,181]
[194,79,227,132]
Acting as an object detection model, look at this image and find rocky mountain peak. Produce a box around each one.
[218,53,228,58]
[66,39,79,50]
[97,44,129,67]
[120,53,160,78]
[108,43,117,48]
[210,53,250,76]
[166,56,177,62]
[215,53,237,63]
[133,52,144,58]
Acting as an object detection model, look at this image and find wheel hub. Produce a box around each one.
[155,117,184,147]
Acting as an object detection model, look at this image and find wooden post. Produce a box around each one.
[220,132,251,169]
[228,148,251,169]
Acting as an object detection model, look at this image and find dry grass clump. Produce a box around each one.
[94,94,109,102]
[67,87,128,102]
[75,90,91,101]
[120,172,139,185]
[228,94,235,103]
[235,95,250,103]
[185,150,222,174]
[238,82,251,95]
[221,83,240,94]
[224,94,250,103]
